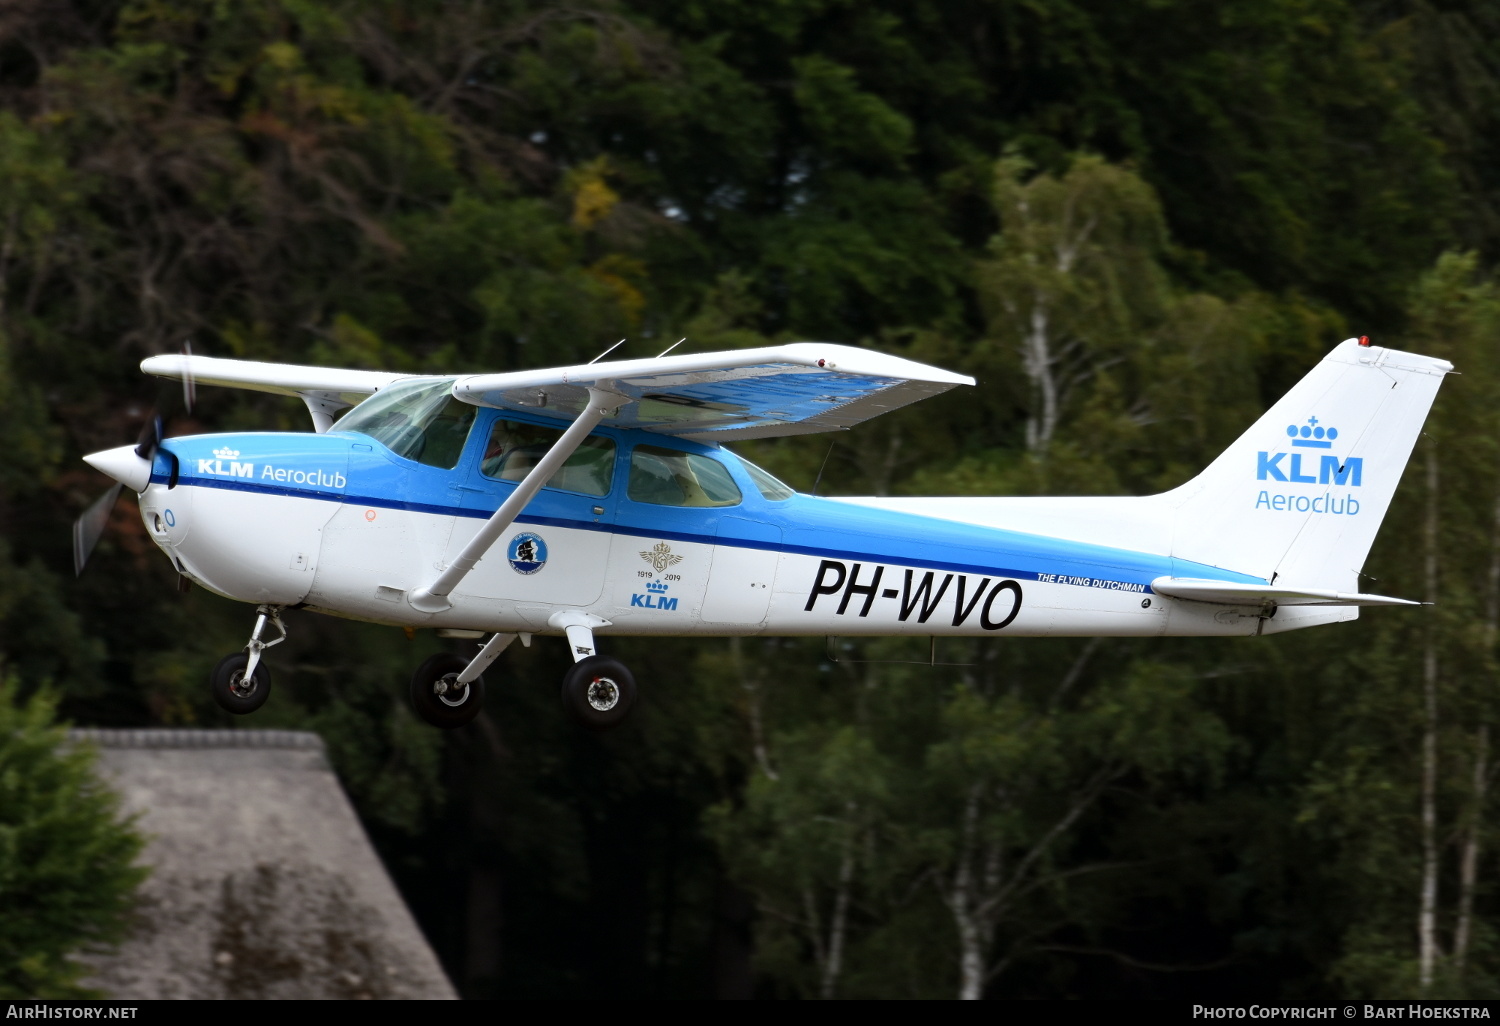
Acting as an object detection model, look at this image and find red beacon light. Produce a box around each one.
[1358,335,1372,347]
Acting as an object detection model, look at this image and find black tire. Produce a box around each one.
[210,653,272,715]
[561,655,637,730]
[410,653,485,729]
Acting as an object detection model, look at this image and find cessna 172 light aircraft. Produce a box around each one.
[76,336,1450,730]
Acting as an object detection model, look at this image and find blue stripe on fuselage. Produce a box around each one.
[154,470,1260,592]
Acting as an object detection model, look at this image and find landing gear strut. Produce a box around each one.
[550,611,637,730]
[210,605,285,715]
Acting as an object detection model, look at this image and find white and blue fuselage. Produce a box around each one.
[137,414,1274,642]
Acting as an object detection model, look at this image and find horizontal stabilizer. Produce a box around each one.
[1151,577,1419,607]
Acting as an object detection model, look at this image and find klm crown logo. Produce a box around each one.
[212,447,241,459]
[646,581,669,594]
[1287,417,1338,449]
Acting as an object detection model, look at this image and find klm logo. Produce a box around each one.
[1256,452,1362,486]
[198,447,253,479]
[1255,418,1362,516]
[631,580,679,611]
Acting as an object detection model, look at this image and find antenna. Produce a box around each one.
[587,339,626,365]
[656,338,687,358]
[811,441,836,496]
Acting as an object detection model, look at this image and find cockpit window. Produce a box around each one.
[338,378,476,470]
[738,457,796,501]
[480,419,615,496]
[628,445,742,507]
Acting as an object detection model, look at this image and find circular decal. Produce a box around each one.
[508,532,548,575]
[163,509,176,527]
[364,509,377,521]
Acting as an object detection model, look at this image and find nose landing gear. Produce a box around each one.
[210,605,285,715]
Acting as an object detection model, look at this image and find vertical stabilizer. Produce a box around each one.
[1163,338,1451,596]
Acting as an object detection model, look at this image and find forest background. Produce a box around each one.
[3,0,1500,1000]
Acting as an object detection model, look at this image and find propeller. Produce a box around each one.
[72,482,124,577]
[74,340,197,576]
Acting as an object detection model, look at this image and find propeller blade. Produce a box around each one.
[134,412,163,460]
[73,482,123,577]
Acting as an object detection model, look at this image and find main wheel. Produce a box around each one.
[210,653,272,715]
[561,655,637,730]
[410,653,485,729]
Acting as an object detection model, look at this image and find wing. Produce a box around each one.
[141,354,419,431]
[1151,578,1419,607]
[140,343,973,441]
[451,342,974,441]
[140,354,409,408]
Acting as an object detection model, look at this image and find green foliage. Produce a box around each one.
[0,679,146,998]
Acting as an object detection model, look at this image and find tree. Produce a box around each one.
[0,678,147,997]
[1297,251,1500,998]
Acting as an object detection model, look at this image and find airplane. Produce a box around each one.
[75,335,1451,730]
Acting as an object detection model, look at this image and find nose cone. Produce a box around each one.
[83,444,153,492]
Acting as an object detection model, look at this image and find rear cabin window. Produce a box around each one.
[739,457,796,501]
[480,419,616,497]
[337,378,476,470]
[628,445,742,507]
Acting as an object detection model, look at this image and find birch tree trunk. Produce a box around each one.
[819,808,858,1000]
[1419,445,1441,989]
[951,783,986,1000]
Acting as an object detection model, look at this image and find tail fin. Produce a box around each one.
[1165,338,1452,595]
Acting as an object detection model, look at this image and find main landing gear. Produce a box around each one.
[209,605,639,731]
[210,605,285,715]
[406,613,638,731]
[550,611,637,731]
[409,631,514,729]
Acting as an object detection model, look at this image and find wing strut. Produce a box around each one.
[408,385,622,614]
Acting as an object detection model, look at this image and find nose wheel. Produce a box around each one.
[210,605,284,715]
[210,653,272,714]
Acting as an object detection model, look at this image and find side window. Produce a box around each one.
[337,378,476,470]
[628,445,743,507]
[480,419,615,497]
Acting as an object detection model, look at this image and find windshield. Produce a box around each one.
[338,378,476,469]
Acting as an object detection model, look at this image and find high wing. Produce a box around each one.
[450,343,974,441]
[141,353,405,404]
[142,343,974,441]
[141,354,409,432]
